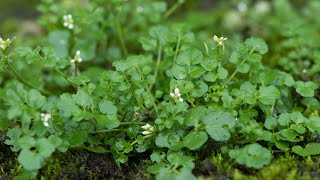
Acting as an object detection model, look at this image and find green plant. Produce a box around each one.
[1,0,320,179]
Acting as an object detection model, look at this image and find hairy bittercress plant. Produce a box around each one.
[0,0,319,179]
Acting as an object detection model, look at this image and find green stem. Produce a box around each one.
[74,62,78,76]
[3,56,51,96]
[226,47,257,84]
[163,1,183,20]
[89,129,124,134]
[120,121,146,125]
[55,68,77,88]
[136,66,159,117]
[170,33,181,82]
[115,17,128,57]
[150,44,162,90]
[122,72,147,111]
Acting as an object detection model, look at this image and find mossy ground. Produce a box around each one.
[1,132,320,180]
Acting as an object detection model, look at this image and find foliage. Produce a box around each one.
[0,0,320,179]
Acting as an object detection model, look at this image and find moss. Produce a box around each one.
[38,152,83,179]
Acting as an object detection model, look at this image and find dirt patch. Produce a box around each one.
[38,150,146,180]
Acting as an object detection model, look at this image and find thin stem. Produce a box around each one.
[120,121,146,125]
[122,72,147,111]
[115,17,128,57]
[226,47,257,84]
[74,62,78,76]
[150,44,162,90]
[55,68,77,88]
[163,1,183,20]
[89,129,124,134]
[170,33,181,82]
[136,66,159,117]
[3,55,51,96]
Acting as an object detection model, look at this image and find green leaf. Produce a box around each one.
[201,57,219,71]
[183,131,208,150]
[72,89,94,109]
[17,136,36,149]
[95,114,120,129]
[98,100,117,115]
[18,149,42,171]
[278,112,290,126]
[258,85,280,105]
[57,94,81,118]
[48,30,70,58]
[176,49,203,66]
[229,144,272,169]
[292,143,320,156]
[264,116,277,130]
[295,81,318,97]
[238,63,250,73]
[279,129,301,142]
[37,138,55,158]
[190,81,208,98]
[27,89,46,109]
[184,106,207,127]
[147,162,167,174]
[204,110,236,141]
[147,162,166,174]
[203,72,217,82]
[217,67,228,79]
[245,37,268,54]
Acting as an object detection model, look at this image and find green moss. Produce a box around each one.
[38,152,82,179]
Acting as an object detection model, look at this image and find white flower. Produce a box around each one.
[170,88,183,103]
[63,14,74,29]
[40,113,52,127]
[0,37,13,50]
[237,2,247,12]
[302,69,307,74]
[213,35,227,46]
[141,124,154,135]
[70,50,83,63]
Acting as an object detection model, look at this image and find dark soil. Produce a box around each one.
[38,150,146,180]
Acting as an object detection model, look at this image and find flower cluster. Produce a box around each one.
[213,35,227,46]
[40,113,51,127]
[170,88,183,103]
[141,124,155,135]
[0,37,13,50]
[63,14,74,29]
[71,50,83,63]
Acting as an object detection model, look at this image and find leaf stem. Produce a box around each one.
[136,66,159,117]
[226,47,257,84]
[115,17,128,57]
[55,68,78,88]
[150,44,162,90]
[3,55,51,96]
[163,1,183,20]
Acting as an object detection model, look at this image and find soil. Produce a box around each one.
[37,150,146,180]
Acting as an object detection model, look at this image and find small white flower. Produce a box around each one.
[40,113,52,127]
[63,14,74,29]
[237,2,247,12]
[141,124,154,135]
[141,124,151,130]
[213,35,227,46]
[0,37,13,50]
[142,131,152,135]
[302,69,307,74]
[71,50,83,63]
[170,88,183,103]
